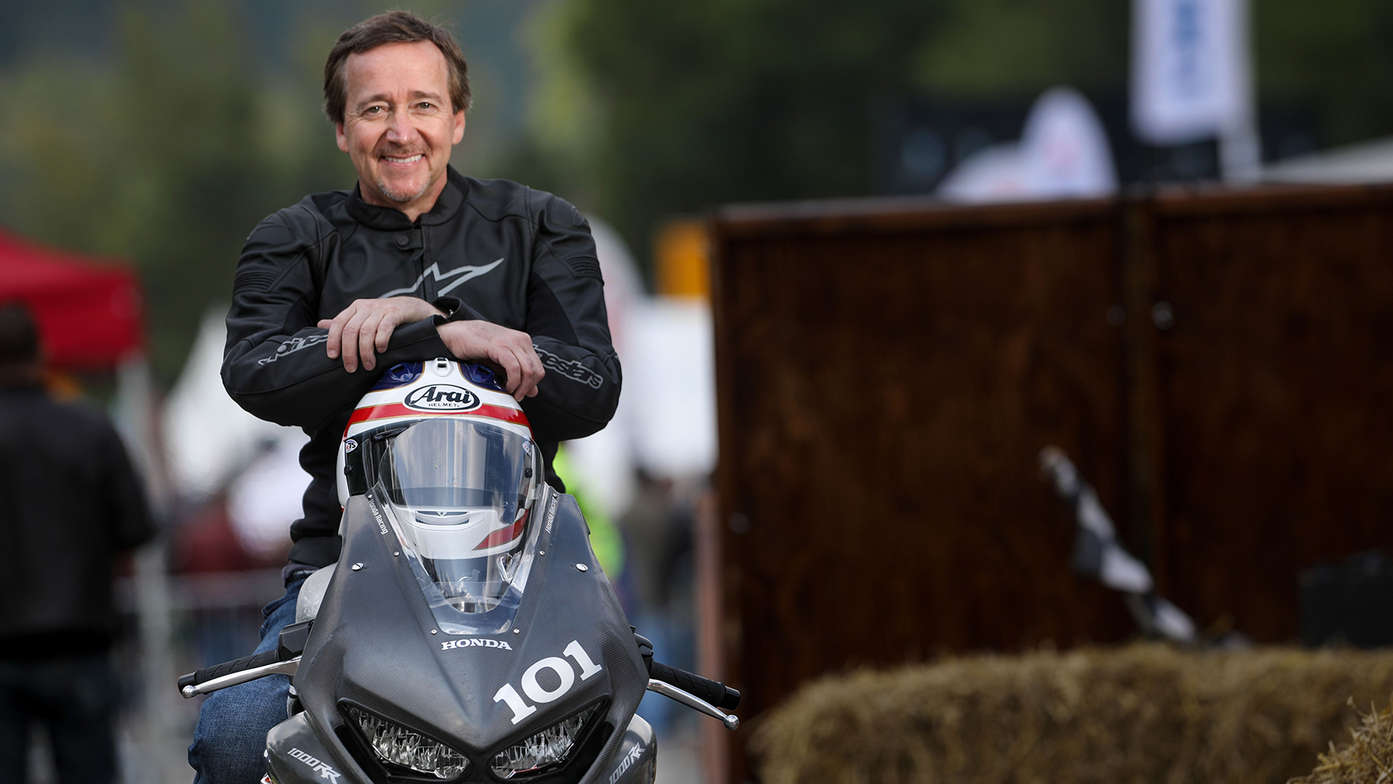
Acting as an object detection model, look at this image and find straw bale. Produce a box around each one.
[750,644,1393,784]
[1290,699,1393,784]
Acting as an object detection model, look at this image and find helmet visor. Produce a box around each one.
[371,417,541,614]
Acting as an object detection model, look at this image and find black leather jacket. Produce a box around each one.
[222,167,620,568]
[0,383,154,650]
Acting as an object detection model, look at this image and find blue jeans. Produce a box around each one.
[0,649,119,784]
[188,574,305,784]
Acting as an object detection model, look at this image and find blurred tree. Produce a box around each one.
[106,6,285,379]
[522,0,941,275]
[909,0,1128,95]
[0,4,313,382]
[1256,0,1393,149]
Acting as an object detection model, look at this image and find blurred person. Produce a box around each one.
[188,10,620,783]
[0,301,155,784]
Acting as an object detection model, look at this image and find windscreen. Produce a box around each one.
[370,417,542,629]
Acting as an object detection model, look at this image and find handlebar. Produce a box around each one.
[649,661,741,711]
[177,621,312,698]
[177,649,280,693]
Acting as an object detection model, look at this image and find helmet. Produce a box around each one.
[338,358,544,620]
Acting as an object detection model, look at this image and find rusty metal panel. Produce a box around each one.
[1147,185,1393,641]
[708,199,1133,776]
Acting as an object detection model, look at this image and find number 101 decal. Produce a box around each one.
[493,640,603,724]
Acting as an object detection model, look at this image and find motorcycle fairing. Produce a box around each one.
[273,485,648,782]
[265,712,345,784]
[592,715,656,784]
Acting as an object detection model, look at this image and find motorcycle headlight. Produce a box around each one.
[489,704,600,779]
[347,705,469,780]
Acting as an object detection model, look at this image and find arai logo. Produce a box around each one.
[405,384,480,412]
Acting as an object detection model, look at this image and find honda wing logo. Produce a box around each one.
[378,259,504,299]
[405,384,480,412]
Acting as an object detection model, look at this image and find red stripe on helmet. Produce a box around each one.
[475,511,529,551]
[346,402,530,429]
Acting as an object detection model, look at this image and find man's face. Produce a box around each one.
[335,41,465,220]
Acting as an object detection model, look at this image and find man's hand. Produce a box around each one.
[437,320,545,400]
[318,297,444,373]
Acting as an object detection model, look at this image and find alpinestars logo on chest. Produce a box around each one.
[379,258,504,299]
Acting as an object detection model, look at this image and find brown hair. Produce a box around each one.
[323,10,471,124]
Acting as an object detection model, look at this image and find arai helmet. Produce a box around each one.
[338,358,543,619]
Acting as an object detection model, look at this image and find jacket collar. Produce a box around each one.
[345,166,467,229]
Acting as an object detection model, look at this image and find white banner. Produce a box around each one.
[1131,0,1252,144]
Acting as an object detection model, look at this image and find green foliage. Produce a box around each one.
[0,4,335,382]
[910,0,1128,95]
[525,0,943,269]
[1254,0,1393,147]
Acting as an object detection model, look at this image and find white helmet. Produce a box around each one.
[338,358,543,615]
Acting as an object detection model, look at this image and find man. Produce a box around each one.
[0,302,155,783]
[189,11,621,782]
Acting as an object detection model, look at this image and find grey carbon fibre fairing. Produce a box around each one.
[266,486,648,783]
[594,715,657,784]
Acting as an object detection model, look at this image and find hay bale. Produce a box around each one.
[750,644,1393,784]
[1290,699,1393,783]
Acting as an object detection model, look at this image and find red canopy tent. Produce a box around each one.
[0,229,144,368]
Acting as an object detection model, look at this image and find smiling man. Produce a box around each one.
[189,12,621,783]
[334,39,464,221]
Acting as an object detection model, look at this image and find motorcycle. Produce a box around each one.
[179,358,740,783]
